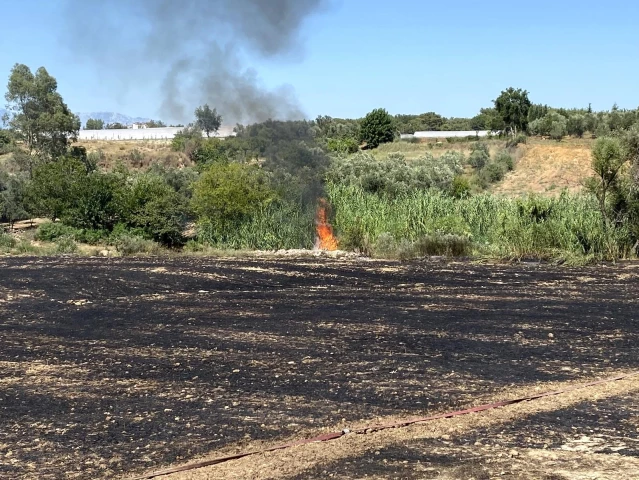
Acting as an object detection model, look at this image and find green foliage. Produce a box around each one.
[0,129,14,154]
[468,143,490,169]
[4,64,80,160]
[194,104,222,138]
[27,156,87,220]
[566,114,586,137]
[192,162,276,228]
[197,202,315,250]
[494,151,514,171]
[55,235,77,254]
[506,134,527,148]
[326,137,359,155]
[120,174,187,247]
[480,162,506,183]
[494,87,532,135]
[145,120,166,128]
[0,233,16,249]
[114,234,161,256]
[327,151,463,197]
[106,122,127,129]
[171,123,203,153]
[359,108,395,149]
[329,184,629,260]
[0,174,29,226]
[528,111,568,140]
[451,176,471,198]
[85,118,104,130]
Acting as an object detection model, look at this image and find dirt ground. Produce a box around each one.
[0,257,638,480]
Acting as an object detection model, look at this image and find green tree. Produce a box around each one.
[359,108,395,149]
[566,114,586,138]
[26,156,87,220]
[191,162,275,227]
[0,174,29,227]
[4,64,80,162]
[145,119,166,128]
[585,137,627,232]
[120,174,187,246]
[494,87,532,135]
[106,122,127,129]
[194,104,222,138]
[85,118,105,130]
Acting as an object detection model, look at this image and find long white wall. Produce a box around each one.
[78,126,235,141]
[402,130,490,139]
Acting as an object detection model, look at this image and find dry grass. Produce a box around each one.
[493,141,594,196]
[76,140,190,170]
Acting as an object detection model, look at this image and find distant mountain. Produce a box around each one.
[77,112,152,128]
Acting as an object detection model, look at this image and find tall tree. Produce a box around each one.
[493,87,532,135]
[194,104,222,138]
[4,64,80,163]
[85,118,104,130]
[359,108,395,149]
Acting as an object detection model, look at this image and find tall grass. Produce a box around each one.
[328,183,632,260]
[197,202,315,250]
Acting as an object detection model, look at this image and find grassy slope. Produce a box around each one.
[372,137,595,196]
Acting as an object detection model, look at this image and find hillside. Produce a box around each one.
[493,140,594,196]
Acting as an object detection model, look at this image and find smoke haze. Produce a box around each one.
[64,0,330,124]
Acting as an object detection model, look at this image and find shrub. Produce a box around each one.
[494,151,514,171]
[468,143,490,169]
[0,233,16,249]
[35,222,81,242]
[359,108,395,149]
[121,174,187,247]
[55,235,78,254]
[506,134,527,148]
[451,176,471,198]
[326,137,359,155]
[114,235,161,256]
[414,234,471,257]
[481,162,506,183]
[192,162,276,228]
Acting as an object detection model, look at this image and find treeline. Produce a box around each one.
[2,63,639,260]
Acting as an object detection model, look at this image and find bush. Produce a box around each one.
[55,235,78,254]
[414,234,471,257]
[326,137,359,155]
[0,233,16,249]
[114,235,161,256]
[451,176,471,198]
[481,162,506,183]
[359,108,395,149]
[469,143,490,169]
[327,151,463,197]
[370,232,471,259]
[192,162,276,228]
[121,174,187,247]
[506,134,527,148]
[494,151,514,171]
[35,222,81,242]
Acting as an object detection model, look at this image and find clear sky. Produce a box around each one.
[1,0,638,121]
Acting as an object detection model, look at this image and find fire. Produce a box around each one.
[315,198,338,251]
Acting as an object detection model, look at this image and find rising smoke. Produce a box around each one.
[63,0,330,124]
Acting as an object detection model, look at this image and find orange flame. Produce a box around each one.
[315,199,338,251]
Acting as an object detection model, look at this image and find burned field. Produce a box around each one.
[0,257,638,479]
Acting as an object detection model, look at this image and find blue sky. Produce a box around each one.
[1,0,638,121]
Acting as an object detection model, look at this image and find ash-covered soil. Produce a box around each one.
[0,257,637,479]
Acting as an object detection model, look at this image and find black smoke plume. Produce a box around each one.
[64,0,329,124]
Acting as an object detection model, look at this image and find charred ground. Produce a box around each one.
[0,257,638,479]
